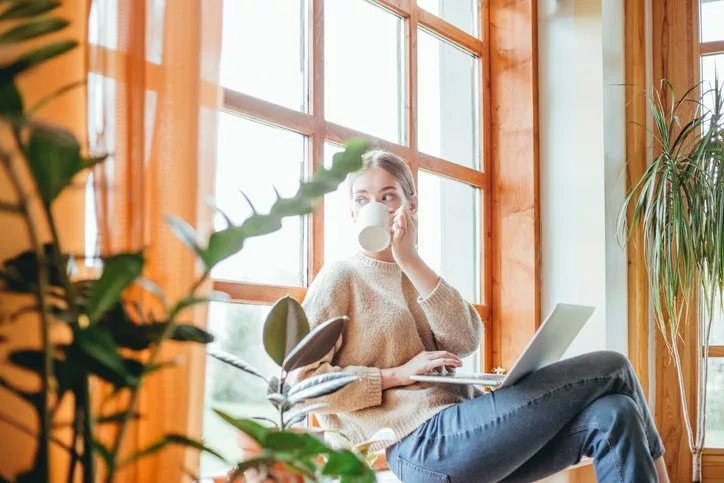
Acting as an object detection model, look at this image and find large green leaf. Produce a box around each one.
[208,349,266,381]
[205,225,246,268]
[323,450,370,477]
[263,296,310,366]
[118,433,225,468]
[0,244,68,293]
[264,431,308,452]
[0,17,68,43]
[282,316,347,371]
[105,320,213,351]
[26,124,83,205]
[0,1,60,20]
[0,80,22,118]
[73,328,132,388]
[2,39,77,78]
[287,373,359,407]
[212,409,268,445]
[86,252,144,323]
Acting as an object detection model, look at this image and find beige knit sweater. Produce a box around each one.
[292,253,483,452]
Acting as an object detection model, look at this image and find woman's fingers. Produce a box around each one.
[428,351,462,362]
[422,358,461,373]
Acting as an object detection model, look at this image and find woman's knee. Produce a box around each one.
[592,394,642,430]
[589,350,633,375]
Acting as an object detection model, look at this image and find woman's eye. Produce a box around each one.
[382,193,396,201]
[355,198,368,205]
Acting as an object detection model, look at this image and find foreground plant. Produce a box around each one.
[210,296,387,482]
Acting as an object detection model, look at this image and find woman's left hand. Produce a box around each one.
[391,205,419,268]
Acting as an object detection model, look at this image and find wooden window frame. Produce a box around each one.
[214,0,492,369]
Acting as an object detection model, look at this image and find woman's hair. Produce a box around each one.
[347,149,416,200]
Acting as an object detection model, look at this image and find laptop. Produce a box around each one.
[410,303,595,388]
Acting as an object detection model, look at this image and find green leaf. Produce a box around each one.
[287,373,359,407]
[95,411,141,425]
[205,226,246,267]
[265,431,308,451]
[0,244,68,293]
[0,80,22,118]
[283,403,328,429]
[73,328,132,388]
[93,439,113,469]
[323,450,367,476]
[0,1,60,20]
[26,123,83,205]
[2,39,78,78]
[212,409,267,445]
[0,17,68,43]
[208,349,267,381]
[263,296,310,366]
[87,252,144,323]
[283,316,347,371]
[165,214,210,268]
[170,323,214,344]
[239,213,282,238]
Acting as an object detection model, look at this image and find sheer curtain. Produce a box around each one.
[87,1,222,480]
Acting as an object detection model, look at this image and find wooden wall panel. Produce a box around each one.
[624,0,649,400]
[489,0,540,370]
[650,0,701,481]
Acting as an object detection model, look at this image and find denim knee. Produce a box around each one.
[594,394,642,432]
[591,350,633,376]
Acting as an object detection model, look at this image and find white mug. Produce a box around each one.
[356,201,392,252]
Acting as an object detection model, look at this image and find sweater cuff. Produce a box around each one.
[417,278,452,308]
[355,366,383,409]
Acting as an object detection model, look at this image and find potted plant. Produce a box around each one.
[209,296,391,483]
[620,78,724,482]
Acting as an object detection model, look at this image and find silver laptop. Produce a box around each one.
[410,303,595,388]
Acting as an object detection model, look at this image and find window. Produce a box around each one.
[699,0,724,449]
[201,0,489,473]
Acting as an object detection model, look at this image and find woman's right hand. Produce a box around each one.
[382,351,462,389]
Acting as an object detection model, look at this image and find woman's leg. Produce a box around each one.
[386,351,664,483]
[500,394,656,482]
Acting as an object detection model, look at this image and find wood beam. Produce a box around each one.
[489,0,540,370]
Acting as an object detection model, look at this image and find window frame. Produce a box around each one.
[214,0,491,368]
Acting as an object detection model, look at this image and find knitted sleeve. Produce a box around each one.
[417,278,483,357]
[289,262,382,413]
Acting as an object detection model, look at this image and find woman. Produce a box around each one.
[293,150,668,483]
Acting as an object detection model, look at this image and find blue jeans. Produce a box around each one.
[386,351,664,482]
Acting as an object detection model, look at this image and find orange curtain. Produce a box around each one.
[87,1,222,481]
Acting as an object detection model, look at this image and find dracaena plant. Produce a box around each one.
[0,3,371,480]
[209,296,387,483]
[619,78,724,483]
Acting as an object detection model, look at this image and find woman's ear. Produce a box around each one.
[408,194,418,215]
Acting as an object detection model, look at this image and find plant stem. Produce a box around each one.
[0,149,53,483]
[80,378,96,483]
[105,270,210,482]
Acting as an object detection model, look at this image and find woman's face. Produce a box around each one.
[350,166,416,220]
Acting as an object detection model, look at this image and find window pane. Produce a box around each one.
[201,303,280,475]
[324,143,358,263]
[212,113,305,285]
[702,54,724,118]
[418,0,478,37]
[221,0,306,111]
[706,358,724,447]
[326,0,404,143]
[702,0,724,42]
[704,291,724,346]
[418,29,479,169]
[417,171,480,372]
